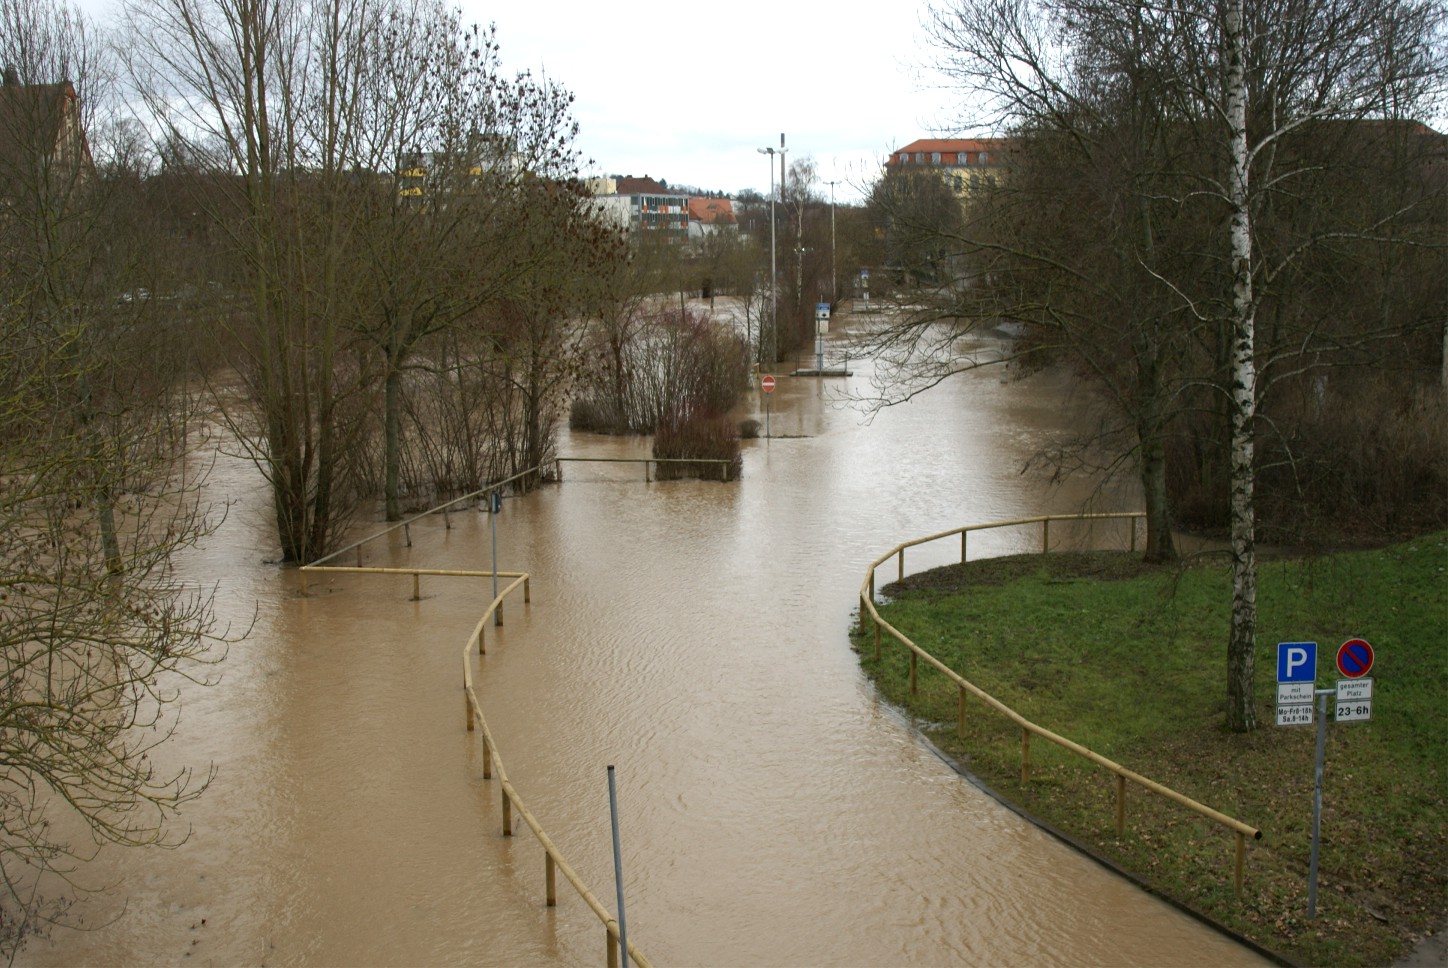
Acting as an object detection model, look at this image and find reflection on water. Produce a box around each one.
[23,327,1263,967]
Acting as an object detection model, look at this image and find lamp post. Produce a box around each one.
[824,179,838,305]
[756,133,786,365]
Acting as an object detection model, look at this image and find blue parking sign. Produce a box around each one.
[1277,642,1317,683]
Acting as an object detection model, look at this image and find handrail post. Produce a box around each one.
[1042,517,1051,553]
[1021,729,1032,783]
[868,569,876,604]
[494,599,504,627]
[299,568,309,596]
[524,577,531,603]
[502,790,513,836]
[404,522,411,547]
[957,684,967,738]
[478,626,486,655]
[1129,516,1137,553]
[909,651,917,695]
[1115,774,1126,836]
[1235,832,1246,894]
[546,854,557,906]
[607,926,619,968]
[961,530,967,563]
[465,689,474,732]
[412,573,420,601]
[873,620,880,661]
[898,548,905,583]
[482,734,492,779]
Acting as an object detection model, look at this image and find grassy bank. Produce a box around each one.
[853,532,1447,967]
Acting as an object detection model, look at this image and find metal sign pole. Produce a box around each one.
[608,765,629,968]
[1307,687,1332,918]
[490,491,500,614]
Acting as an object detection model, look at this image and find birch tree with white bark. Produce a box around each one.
[923,0,1446,730]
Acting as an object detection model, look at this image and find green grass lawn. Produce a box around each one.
[854,533,1447,967]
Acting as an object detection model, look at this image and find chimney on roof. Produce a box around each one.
[3,65,19,86]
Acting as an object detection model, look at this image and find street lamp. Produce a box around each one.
[757,133,785,365]
[824,179,839,305]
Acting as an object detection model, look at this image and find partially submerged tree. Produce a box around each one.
[0,0,224,950]
[907,0,1446,730]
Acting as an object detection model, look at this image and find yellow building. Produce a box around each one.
[885,138,1009,198]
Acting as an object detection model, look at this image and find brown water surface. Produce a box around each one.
[23,329,1264,967]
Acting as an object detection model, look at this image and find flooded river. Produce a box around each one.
[23,325,1264,966]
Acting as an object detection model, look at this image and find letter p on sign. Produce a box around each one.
[1277,641,1318,684]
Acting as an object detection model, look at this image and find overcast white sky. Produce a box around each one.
[74,0,972,203]
[467,0,966,203]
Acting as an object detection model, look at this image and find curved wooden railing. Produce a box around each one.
[299,478,653,967]
[858,512,1263,893]
[460,579,653,968]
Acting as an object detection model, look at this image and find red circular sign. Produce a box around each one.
[1336,638,1374,678]
[761,375,776,393]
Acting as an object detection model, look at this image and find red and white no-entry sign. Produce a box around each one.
[760,375,776,393]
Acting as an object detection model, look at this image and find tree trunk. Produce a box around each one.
[1224,0,1259,733]
[1137,408,1176,563]
[384,352,402,521]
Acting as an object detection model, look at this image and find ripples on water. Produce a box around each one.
[22,336,1263,967]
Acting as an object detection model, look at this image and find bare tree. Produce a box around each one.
[916,0,1445,730]
[0,0,226,951]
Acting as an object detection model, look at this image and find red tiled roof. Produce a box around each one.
[615,176,683,196]
[886,138,1012,167]
[688,196,736,225]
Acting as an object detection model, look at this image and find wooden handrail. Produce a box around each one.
[298,487,652,965]
[859,512,1262,893]
[463,613,653,967]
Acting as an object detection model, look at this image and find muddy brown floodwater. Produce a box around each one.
[23,325,1267,967]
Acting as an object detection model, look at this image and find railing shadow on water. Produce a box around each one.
[298,465,653,968]
[858,511,1263,895]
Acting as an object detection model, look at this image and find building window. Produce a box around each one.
[979,151,989,164]
[899,152,909,164]
[957,152,968,165]
[931,151,941,164]
[915,152,924,163]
